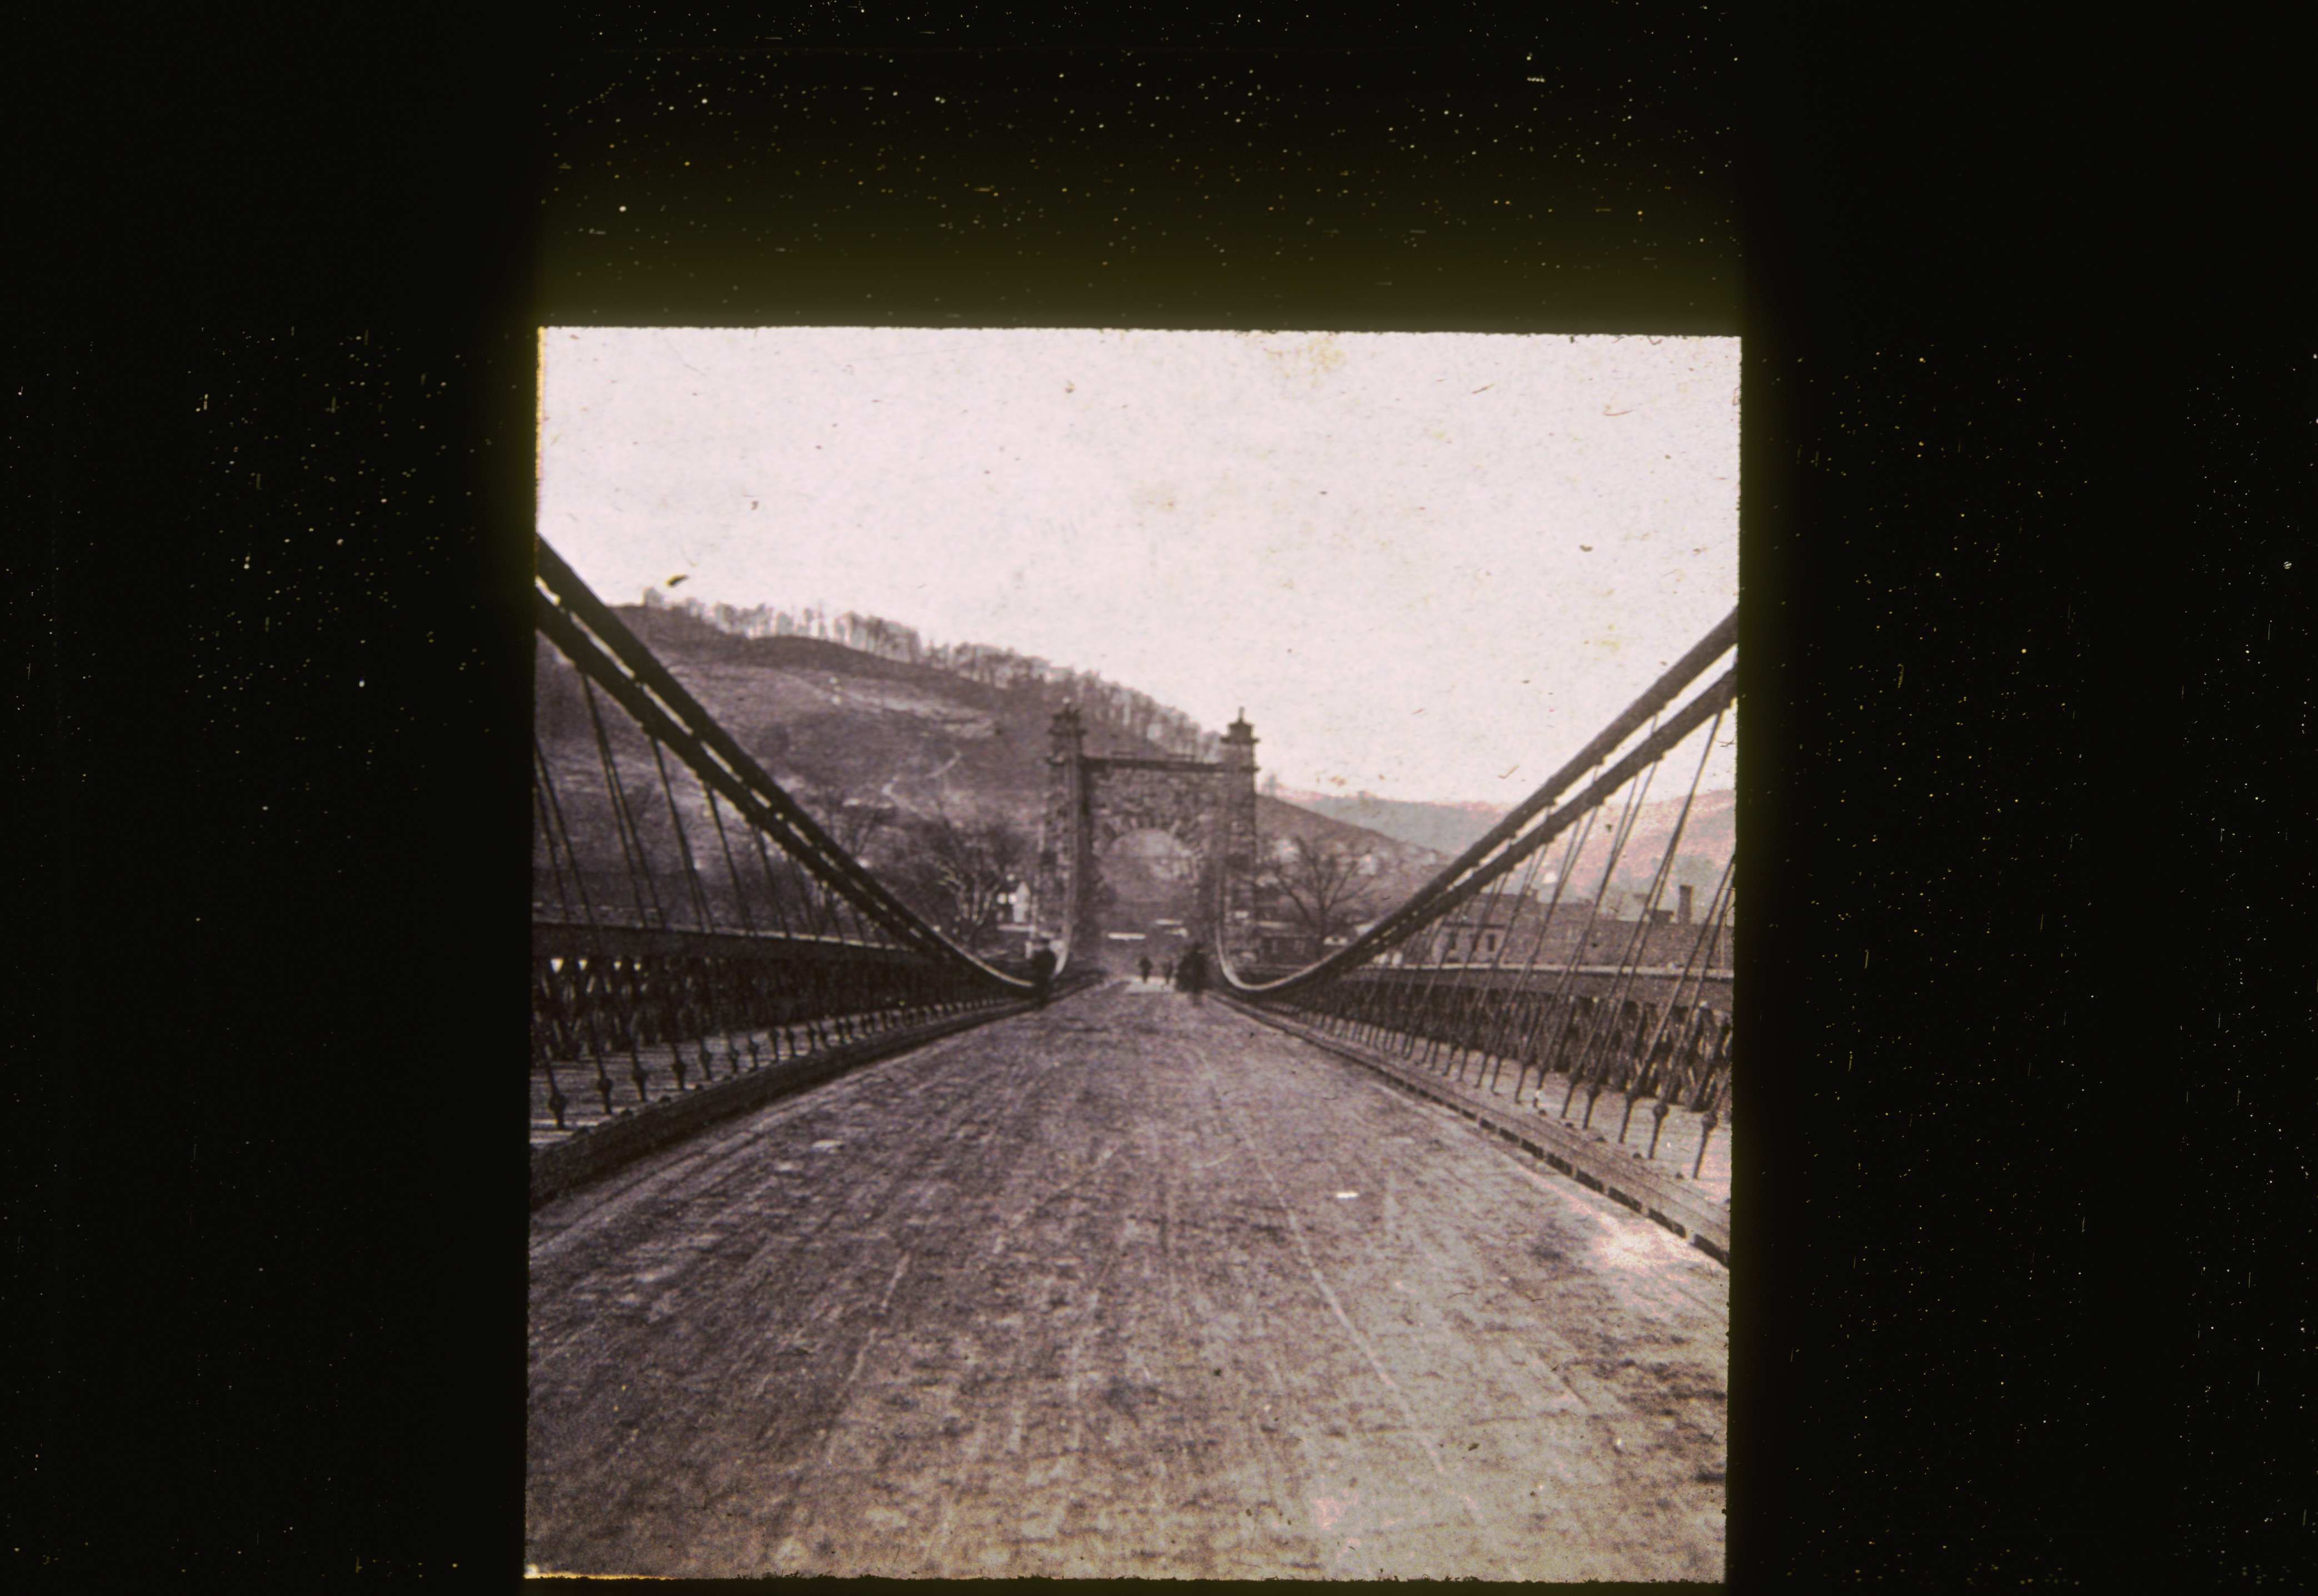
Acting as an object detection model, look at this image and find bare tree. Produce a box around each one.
[760,779,893,926]
[790,779,895,859]
[1256,835,1378,947]
[886,810,1028,951]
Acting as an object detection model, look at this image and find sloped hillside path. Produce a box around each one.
[527,977,1728,1580]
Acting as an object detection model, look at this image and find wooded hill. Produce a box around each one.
[534,603,1447,931]
[637,587,1221,761]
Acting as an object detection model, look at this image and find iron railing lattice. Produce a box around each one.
[530,537,1035,1150]
[1215,610,1737,1239]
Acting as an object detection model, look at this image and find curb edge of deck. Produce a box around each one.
[1217,995,1732,1264]
[530,1003,1030,1209]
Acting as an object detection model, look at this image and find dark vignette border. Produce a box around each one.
[14,5,2307,1590]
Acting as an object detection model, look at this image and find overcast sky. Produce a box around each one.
[539,327,1738,807]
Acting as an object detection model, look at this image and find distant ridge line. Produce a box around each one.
[1273,786,1511,817]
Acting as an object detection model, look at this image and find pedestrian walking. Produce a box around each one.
[1027,940,1057,1009]
[1177,944,1209,1006]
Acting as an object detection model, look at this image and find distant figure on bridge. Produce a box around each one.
[1162,959,1175,985]
[1138,956,1153,984]
[1027,941,1057,1008]
[1176,945,1210,1005]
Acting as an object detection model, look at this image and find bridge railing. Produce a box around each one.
[530,537,1033,1149]
[1219,610,1737,1208]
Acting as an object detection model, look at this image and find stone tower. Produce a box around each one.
[1215,711,1262,969]
[1033,706,1097,961]
[1031,706,1264,972]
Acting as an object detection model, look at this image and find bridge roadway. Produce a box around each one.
[527,977,1729,1580]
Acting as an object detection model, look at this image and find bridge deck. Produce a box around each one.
[527,978,1728,1581]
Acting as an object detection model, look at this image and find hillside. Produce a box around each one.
[1277,789,1512,856]
[535,605,1445,911]
[1533,786,1735,915]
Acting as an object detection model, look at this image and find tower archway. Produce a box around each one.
[1032,707,1260,969]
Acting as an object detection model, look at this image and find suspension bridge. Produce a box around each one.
[528,537,1736,1580]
